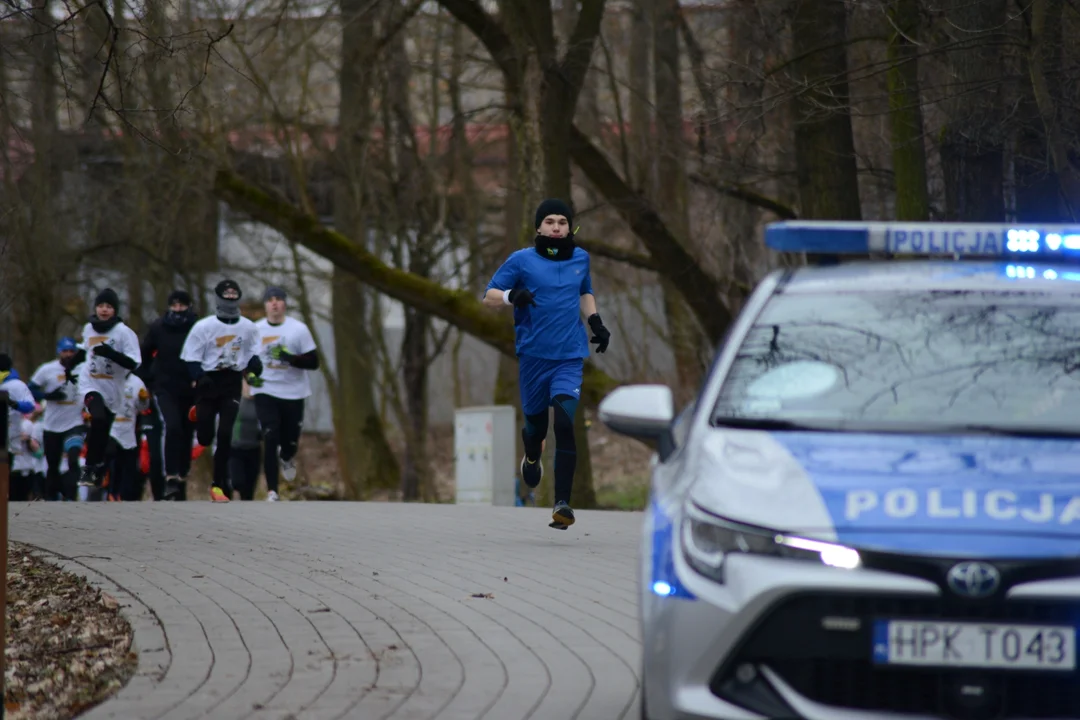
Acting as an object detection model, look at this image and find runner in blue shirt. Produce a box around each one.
[484,198,612,529]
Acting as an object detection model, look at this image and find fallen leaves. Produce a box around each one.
[4,543,136,720]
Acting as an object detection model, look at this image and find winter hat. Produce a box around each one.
[214,279,242,320]
[263,286,287,303]
[94,288,120,311]
[215,279,241,300]
[56,337,77,354]
[534,198,574,231]
[168,289,192,307]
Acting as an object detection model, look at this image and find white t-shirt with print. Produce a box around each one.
[31,359,85,433]
[11,418,37,474]
[252,316,317,400]
[110,374,149,450]
[78,321,142,413]
[4,378,34,455]
[181,316,260,373]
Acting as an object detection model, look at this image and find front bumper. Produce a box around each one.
[643,542,1080,720]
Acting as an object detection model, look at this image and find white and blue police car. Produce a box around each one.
[601,221,1080,720]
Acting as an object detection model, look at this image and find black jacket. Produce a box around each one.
[138,310,197,395]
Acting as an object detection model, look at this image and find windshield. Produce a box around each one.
[711,289,1080,433]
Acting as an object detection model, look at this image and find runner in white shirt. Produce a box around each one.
[253,286,319,502]
[107,373,150,501]
[2,353,36,475]
[10,416,39,501]
[180,279,264,502]
[76,288,141,490]
[29,337,87,500]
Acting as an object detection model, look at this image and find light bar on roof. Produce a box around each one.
[765,221,1080,260]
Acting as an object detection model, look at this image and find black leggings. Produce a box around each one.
[195,371,242,491]
[254,394,305,493]
[521,393,578,504]
[155,390,195,478]
[83,392,115,468]
[107,439,141,501]
[10,471,37,502]
[43,427,83,500]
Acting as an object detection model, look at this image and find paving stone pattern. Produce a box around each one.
[11,503,645,720]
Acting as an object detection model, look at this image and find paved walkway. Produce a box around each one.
[11,502,643,720]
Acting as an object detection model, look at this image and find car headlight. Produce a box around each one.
[680,502,860,583]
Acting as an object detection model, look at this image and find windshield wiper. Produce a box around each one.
[712,416,1080,439]
[938,424,1080,439]
[711,416,839,432]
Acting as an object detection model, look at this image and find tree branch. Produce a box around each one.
[688,172,799,219]
[559,0,607,106]
[436,0,521,91]
[213,167,619,407]
[576,237,659,272]
[568,125,730,342]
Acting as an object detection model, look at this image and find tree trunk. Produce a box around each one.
[385,3,434,503]
[1014,0,1064,222]
[15,0,62,373]
[333,0,400,499]
[1022,0,1079,219]
[939,0,1008,221]
[789,0,862,219]
[885,0,929,220]
[628,0,653,193]
[653,0,704,401]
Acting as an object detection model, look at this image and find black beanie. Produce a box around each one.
[0,353,11,373]
[94,288,120,311]
[263,286,287,302]
[168,289,192,306]
[534,198,574,231]
[215,279,242,300]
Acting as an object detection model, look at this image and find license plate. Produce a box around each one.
[872,620,1076,670]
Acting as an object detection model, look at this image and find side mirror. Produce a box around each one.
[598,384,674,441]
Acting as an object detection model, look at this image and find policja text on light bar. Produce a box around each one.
[764,221,1080,260]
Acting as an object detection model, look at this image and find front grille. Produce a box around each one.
[713,593,1080,719]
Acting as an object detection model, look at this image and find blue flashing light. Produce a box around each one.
[649,500,696,600]
[765,221,1080,261]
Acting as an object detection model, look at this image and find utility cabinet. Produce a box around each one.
[454,405,516,506]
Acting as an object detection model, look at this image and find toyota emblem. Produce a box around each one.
[946,561,1001,598]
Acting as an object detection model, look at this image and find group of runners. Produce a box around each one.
[3,199,609,527]
[2,281,319,503]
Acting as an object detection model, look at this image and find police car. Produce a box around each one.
[600,221,1080,720]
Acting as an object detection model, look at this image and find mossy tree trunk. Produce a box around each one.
[939,0,1008,221]
[885,0,929,220]
[790,0,862,220]
[333,0,400,499]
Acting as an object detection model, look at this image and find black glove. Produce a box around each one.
[43,388,67,401]
[64,366,78,385]
[92,344,122,361]
[508,288,536,308]
[195,374,214,393]
[588,313,611,353]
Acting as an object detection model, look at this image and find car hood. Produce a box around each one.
[687,429,1080,558]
